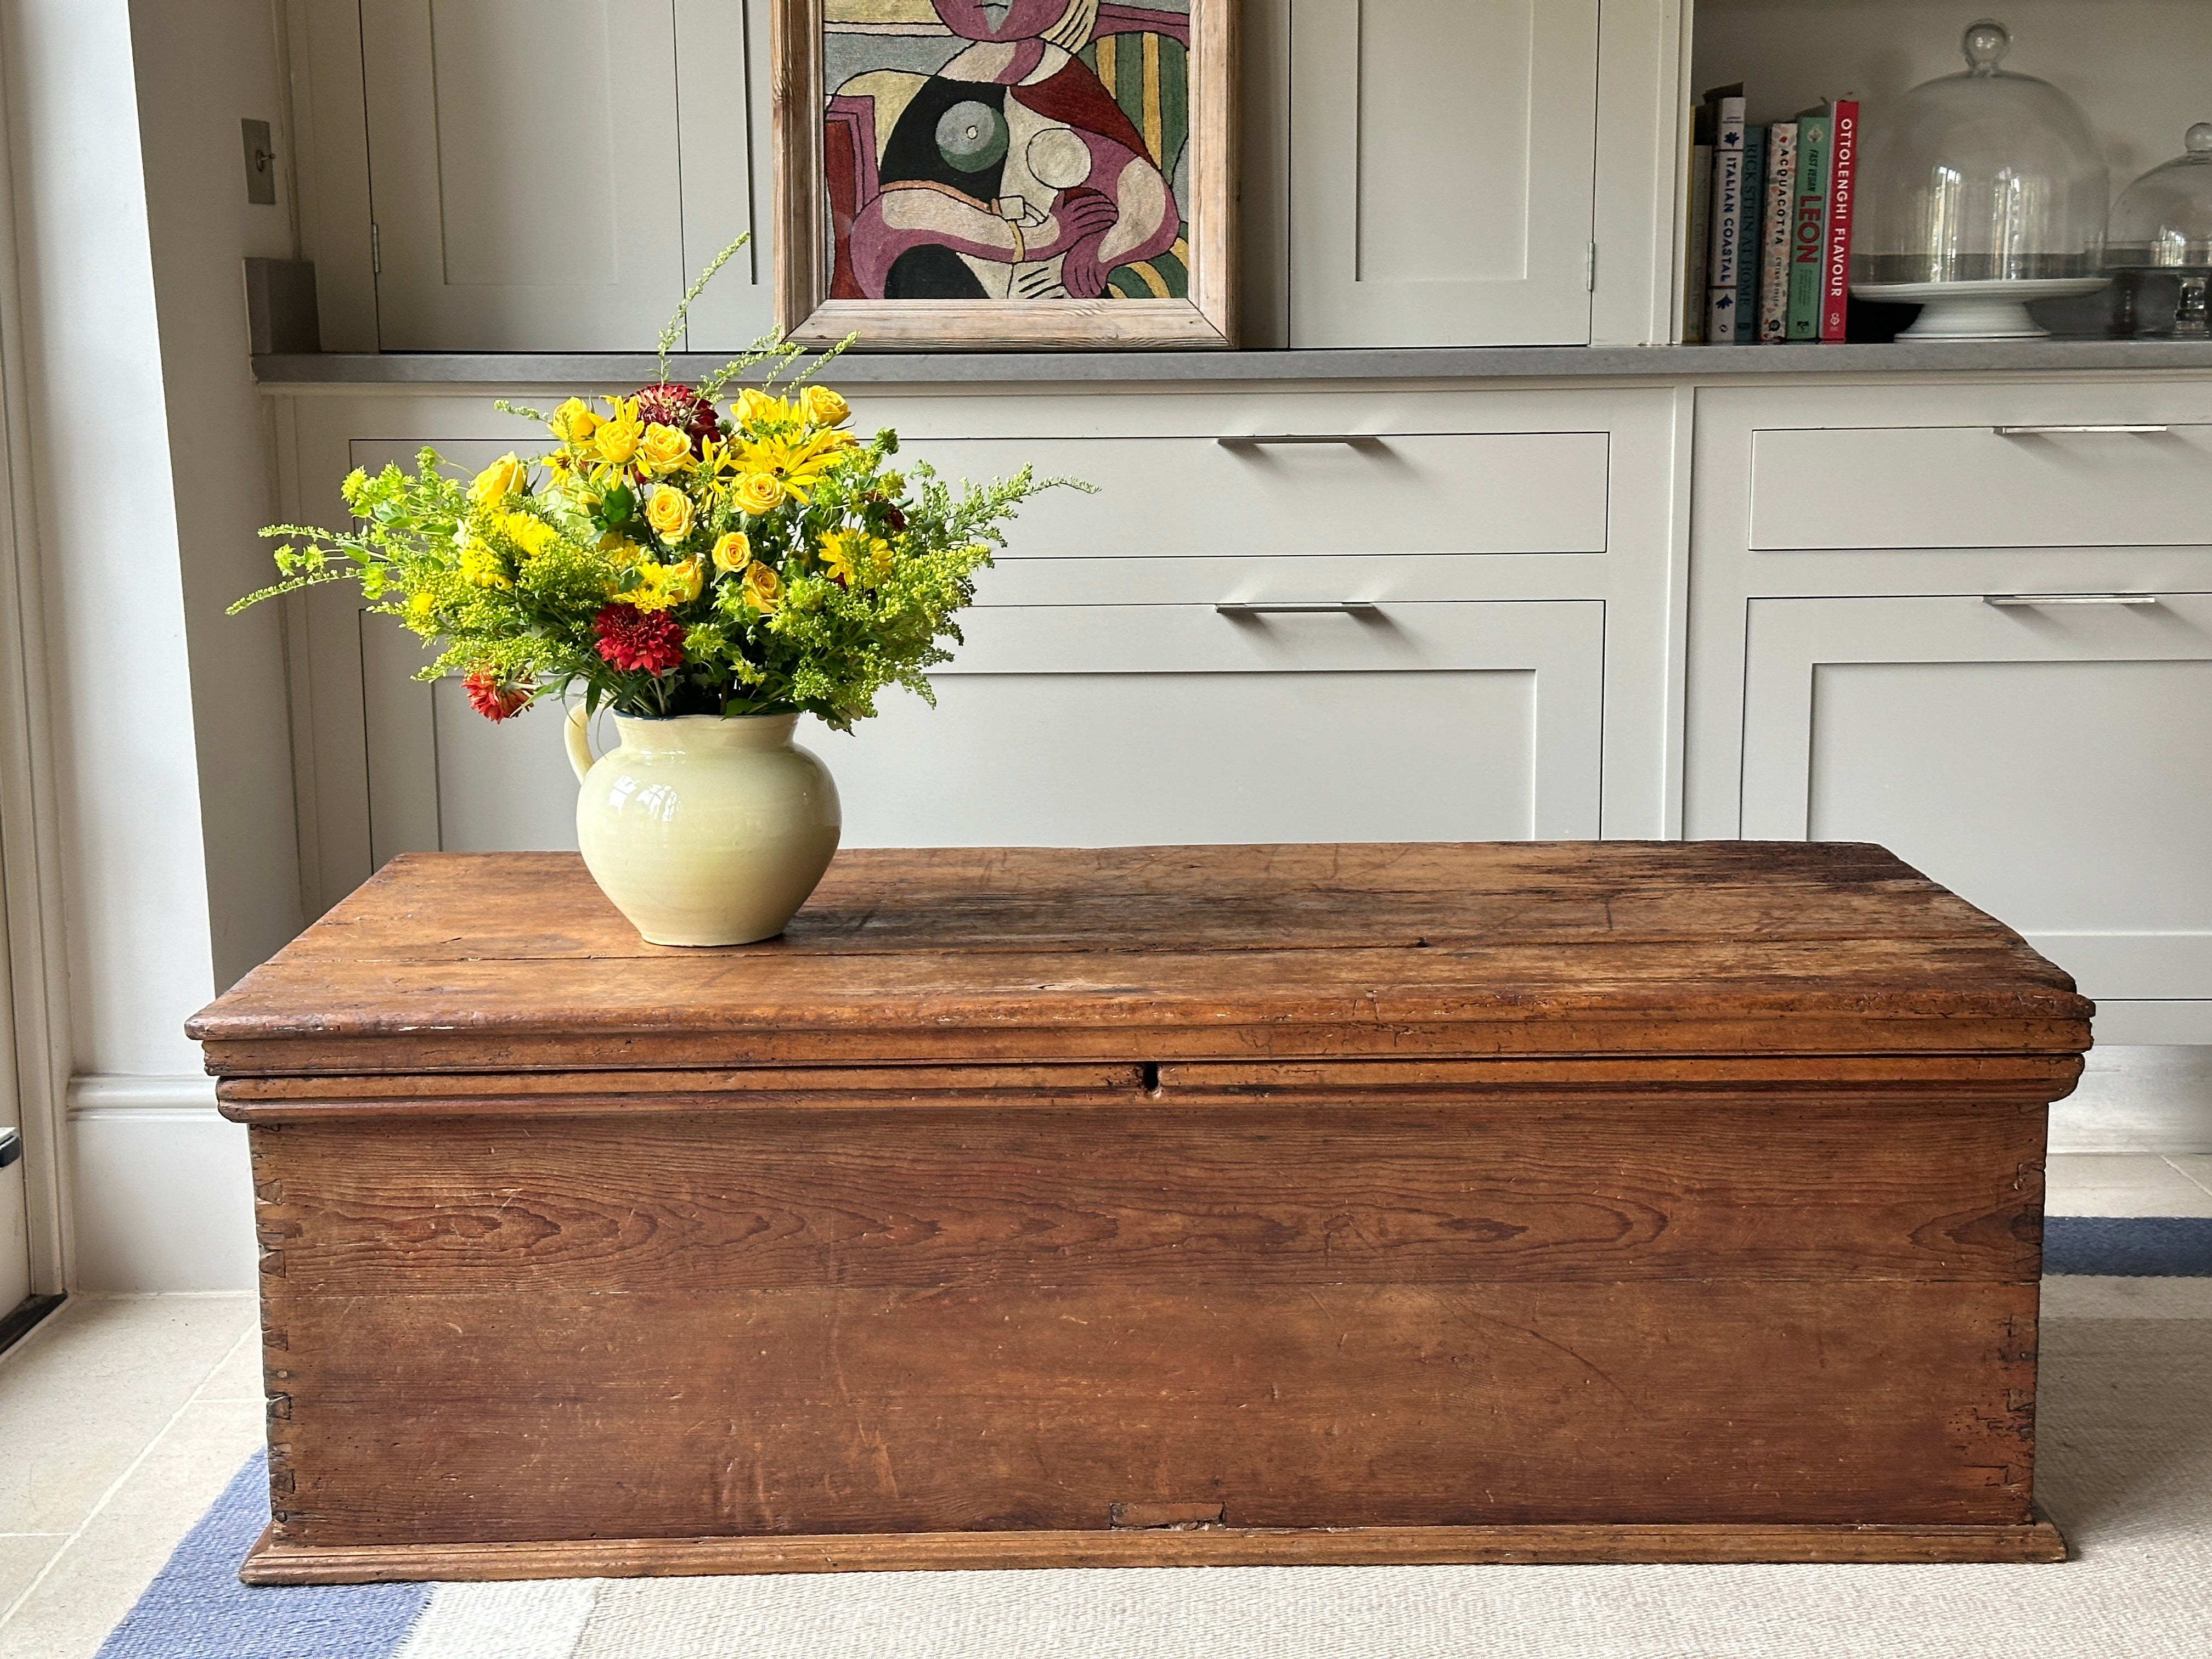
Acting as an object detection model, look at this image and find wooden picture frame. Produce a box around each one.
[772,0,1235,349]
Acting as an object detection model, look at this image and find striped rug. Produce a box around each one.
[95,1269,2212,1659]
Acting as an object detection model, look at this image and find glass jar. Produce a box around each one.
[2104,123,2212,338]
[1851,19,2109,338]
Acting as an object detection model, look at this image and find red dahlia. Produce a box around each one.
[633,381,720,454]
[462,667,531,722]
[594,602,686,674]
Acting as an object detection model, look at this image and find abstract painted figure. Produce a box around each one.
[825,0,1192,301]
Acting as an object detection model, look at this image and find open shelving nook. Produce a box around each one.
[1673,0,2212,349]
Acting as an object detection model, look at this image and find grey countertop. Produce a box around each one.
[250,339,2212,388]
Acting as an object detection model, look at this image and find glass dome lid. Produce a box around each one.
[2106,124,2212,269]
[1853,19,2109,287]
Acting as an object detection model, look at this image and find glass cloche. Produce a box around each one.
[1852,19,2109,339]
[2105,124,2212,338]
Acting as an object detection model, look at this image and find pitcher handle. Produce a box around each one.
[564,702,597,784]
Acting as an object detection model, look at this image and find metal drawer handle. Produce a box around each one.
[1215,434,1384,447]
[1215,602,1382,617]
[1993,424,2172,436]
[1983,593,2163,607]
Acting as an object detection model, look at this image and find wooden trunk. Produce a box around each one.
[189,843,2090,1580]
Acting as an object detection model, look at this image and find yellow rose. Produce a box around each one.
[732,472,785,516]
[741,561,781,615]
[710,530,751,573]
[549,397,600,446]
[800,385,850,427]
[594,400,645,466]
[639,422,694,476]
[644,482,695,543]
[468,453,528,504]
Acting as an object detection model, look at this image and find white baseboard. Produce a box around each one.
[2053,1045,2212,1154]
[67,1074,255,1292]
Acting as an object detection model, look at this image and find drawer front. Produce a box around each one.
[1740,591,2212,1001]
[1749,423,2212,551]
[826,600,1604,846]
[419,599,1605,854]
[348,430,1612,560]
[897,432,1610,557]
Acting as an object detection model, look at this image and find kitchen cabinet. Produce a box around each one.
[1287,0,1602,347]
[1689,377,2212,1041]
[431,595,1606,853]
[352,0,770,350]
[1741,592,2212,1008]
[283,382,1677,893]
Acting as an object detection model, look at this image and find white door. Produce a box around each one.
[360,0,770,350]
[1740,592,2212,1006]
[1288,0,1600,346]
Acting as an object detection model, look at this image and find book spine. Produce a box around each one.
[1734,125,1766,343]
[1821,99,1860,342]
[1684,143,1713,343]
[1758,122,1799,343]
[1705,97,1747,344]
[1787,115,1831,341]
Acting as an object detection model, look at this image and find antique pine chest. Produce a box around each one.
[188,843,2092,1582]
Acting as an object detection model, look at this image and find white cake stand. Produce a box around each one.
[1852,276,2111,340]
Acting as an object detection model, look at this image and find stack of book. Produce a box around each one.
[1683,87,1859,343]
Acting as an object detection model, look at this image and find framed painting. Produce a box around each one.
[771,0,1235,349]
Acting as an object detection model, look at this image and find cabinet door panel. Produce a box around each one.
[1289,0,1599,346]
[362,0,690,349]
[1741,595,2212,1001]
[398,599,1601,855]
[829,601,1603,845]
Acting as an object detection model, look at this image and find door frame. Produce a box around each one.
[0,34,77,1300]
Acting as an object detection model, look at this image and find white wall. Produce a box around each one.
[131,0,305,996]
[1,0,301,1291]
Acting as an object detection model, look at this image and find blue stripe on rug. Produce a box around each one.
[95,1450,430,1659]
[2044,1216,2212,1277]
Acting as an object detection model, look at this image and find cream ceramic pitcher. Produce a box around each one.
[565,707,840,946]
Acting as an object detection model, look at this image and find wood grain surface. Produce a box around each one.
[261,1280,2040,1545]
[247,1101,2045,1294]
[237,1517,2070,1582]
[205,843,2087,1573]
[190,844,2093,1076]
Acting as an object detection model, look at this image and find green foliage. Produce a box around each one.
[234,379,1087,730]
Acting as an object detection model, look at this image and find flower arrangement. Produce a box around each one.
[235,244,1072,731]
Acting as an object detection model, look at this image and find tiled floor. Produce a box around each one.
[2044,1150,2212,1217]
[0,1154,2205,1659]
[0,1295,261,1659]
